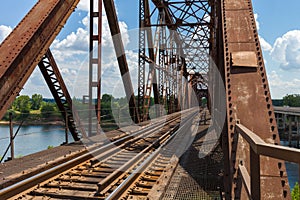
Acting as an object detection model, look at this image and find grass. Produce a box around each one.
[30,110,41,114]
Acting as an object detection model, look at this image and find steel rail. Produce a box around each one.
[105,111,199,199]
[97,123,178,193]
[87,110,191,167]
[0,109,196,199]
[31,110,193,199]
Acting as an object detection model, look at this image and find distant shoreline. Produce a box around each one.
[0,120,64,126]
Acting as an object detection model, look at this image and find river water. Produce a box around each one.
[0,125,298,189]
[0,124,74,161]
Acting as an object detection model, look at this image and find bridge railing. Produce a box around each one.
[235,123,300,199]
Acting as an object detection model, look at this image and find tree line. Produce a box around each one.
[2,93,146,122]
[2,94,60,121]
[272,94,300,107]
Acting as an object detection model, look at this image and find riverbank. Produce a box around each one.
[0,120,64,126]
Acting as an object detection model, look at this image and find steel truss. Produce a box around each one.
[88,0,102,136]
[138,0,212,118]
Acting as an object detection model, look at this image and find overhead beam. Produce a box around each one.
[103,0,140,123]
[0,0,80,120]
[150,0,186,73]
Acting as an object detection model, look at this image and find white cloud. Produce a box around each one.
[268,71,300,98]
[0,25,12,44]
[77,0,90,12]
[259,36,272,52]
[270,30,300,70]
[254,13,260,31]
[48,10,134,98]
[51,27,89,62]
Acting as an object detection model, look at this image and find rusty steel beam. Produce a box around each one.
[142,0,160,121]
[88,0,102,136]
[221,0,290,199]
[0,0,80,120]
[38,49,86,141]
[103,0,140,123]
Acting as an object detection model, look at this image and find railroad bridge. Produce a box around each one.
[0,0,299,199]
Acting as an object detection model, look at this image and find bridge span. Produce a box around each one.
[0,0,299,199]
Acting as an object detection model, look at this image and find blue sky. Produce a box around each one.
[0,0,300,99]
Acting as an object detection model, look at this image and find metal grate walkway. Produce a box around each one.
[163,128,224,200]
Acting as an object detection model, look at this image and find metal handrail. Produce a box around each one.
[235,123,300,199]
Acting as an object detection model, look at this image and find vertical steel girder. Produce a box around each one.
[0,0,80,121]
[138,0,146,118]
[88,0,102,136]
[38,50,86,141]
[158,18,166,107]
[103,0,140,123]
[138,0,161,121]
[220,0,290,199]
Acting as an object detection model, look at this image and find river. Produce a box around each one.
[0,124,74,161]
[0,125,298,189]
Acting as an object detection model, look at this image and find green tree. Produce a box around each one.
[13,95,32,113]
[41,102,56,117]
[102,94,114,103]
[31,94,43,110]
[292,182,300,200]
[283,94,300,107]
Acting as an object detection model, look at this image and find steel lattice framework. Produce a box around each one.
[138,0,212,119]
[0,0,293,198]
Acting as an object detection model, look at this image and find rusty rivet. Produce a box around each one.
[280,171,284,177]
[283,190,287,198]
[281,180,286,187]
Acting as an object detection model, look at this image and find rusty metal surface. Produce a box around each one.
[38,49,85,141]
[221,0,290,199]
[0,110,194,199]
[88,0,102,135]
[0,0,80,120]
[138,0,211,118]
[103,0,139,123]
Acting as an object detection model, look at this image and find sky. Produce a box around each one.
[0,0,300,99]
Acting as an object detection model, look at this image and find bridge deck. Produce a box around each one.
[0,128,128,189]
[0,111,223,199]
[162,127,223,199]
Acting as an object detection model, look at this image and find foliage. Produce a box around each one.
[40,102,57,118]
[272,99,283,106]
[31,94,43,110]
[283,94,300,107]
[12,95,32,114]
[47,145,54,149]
[101,94,118,121]
[292,182,300,200]
[2,110,16,121]
[102,94,114,103]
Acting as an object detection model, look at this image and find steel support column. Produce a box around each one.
[103,0,139,123]
[88,0,102,136]
[138,0,146,118]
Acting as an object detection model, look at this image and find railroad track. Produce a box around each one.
[107,110,202,200]
[0,108,201,199]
